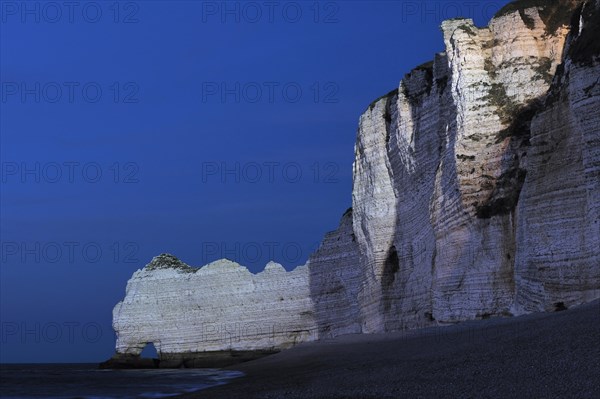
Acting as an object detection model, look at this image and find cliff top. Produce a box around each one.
[364,0,585,113]
[367,88,399,111]
[496,0,584,35]
[145,253,196,272]
[142,253,303,275]
[496,0,582,17]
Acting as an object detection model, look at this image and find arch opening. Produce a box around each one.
[140,342,158,359]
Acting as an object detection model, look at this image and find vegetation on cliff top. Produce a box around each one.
[496,0,584,35]
[457,24,477,36]
[146,253,196,272]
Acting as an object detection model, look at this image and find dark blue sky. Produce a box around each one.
[0,0,510,363]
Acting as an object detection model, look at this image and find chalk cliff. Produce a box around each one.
[514,0,600,312]
[105,0,600,368]
[107,255,316,367]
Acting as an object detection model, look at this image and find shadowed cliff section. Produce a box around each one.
[514,0,600,312]
[384,51,450,330]
[308,209,361,339]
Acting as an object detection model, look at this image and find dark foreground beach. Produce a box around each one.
[181,300,600,399]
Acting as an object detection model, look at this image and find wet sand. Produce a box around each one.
[181,300,600,398]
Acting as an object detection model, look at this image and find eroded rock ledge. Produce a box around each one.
[105,0,600,368]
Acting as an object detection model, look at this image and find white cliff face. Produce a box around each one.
[113,255,317,356]
[384,58,447,330]
[350,0,596,328]
[514,0,600,313]
[433,8,573,322]
[111,0,600,362]
[352,96,398,333]
[308,209,362,338]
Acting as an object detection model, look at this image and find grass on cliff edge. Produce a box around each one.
[495,0,584,35]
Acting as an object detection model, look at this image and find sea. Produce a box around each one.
[0,363,244,399]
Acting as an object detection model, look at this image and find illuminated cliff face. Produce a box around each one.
[351,0,593,329]
[110,0,599,363]
[113,255,317,357]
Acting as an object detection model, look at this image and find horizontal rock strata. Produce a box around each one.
[111,255,317,367]
[107,0,600,368]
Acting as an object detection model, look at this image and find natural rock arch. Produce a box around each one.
[140,342,158,359]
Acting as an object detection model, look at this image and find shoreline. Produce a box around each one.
[178,300,600,398]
